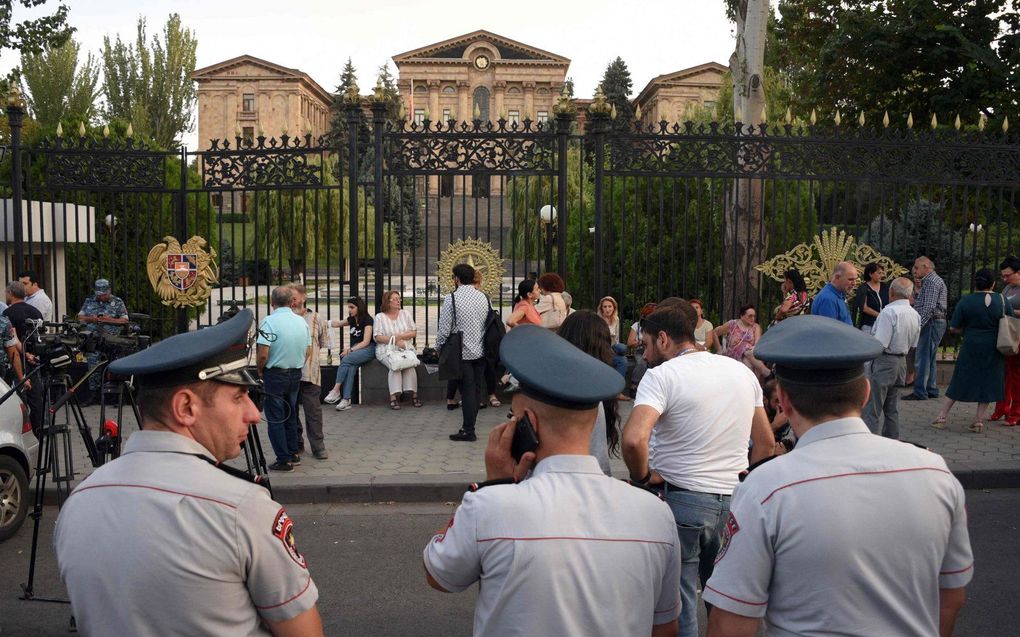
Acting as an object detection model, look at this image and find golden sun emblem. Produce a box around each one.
[474,55,490,70]
[435,238,505,298]
[146,235,219,308]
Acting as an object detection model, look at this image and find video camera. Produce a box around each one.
[25,316,151,371]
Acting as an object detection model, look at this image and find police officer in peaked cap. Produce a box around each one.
[54,310,324,637]
[424,325,683,637]
[703,315,973,637]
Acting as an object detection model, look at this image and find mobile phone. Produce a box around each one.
[510,413,539,462]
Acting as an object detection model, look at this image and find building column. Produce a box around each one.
[523,81,535,120]
[494,81,506,120]
[457,80,469,123]
[428,80,440,121]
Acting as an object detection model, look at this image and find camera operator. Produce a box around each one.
[77,278,129,404]
[4,281,44,431]
[0,313,27,393]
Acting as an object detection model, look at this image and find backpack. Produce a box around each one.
[483,305,506,363]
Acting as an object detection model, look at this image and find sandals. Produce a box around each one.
[488,397,502,408]
[389,399,401,410]
[968,421,984,434]
[412,396,423,408]
[930,416,947,430]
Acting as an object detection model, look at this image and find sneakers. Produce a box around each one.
[291,454,302,466]
[269,461,294,472]
[313,449,329,460]
[335,398,352,411]
[323,388,342,404]
[449,429,477,442]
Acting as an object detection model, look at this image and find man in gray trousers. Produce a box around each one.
[291,283,330,459]
[864,277,920,438]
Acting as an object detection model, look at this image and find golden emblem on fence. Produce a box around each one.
[146,235,219,307]
[755,227,906,296]
[436,238,505,298]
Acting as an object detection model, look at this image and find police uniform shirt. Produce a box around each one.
[78,294,129,335]
[703,417,973,636]
[54,431,318,636]
[424,455,681,636]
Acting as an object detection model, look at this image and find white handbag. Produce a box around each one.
[378,336,420,371]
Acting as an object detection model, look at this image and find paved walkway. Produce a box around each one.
[47,388,1020,504]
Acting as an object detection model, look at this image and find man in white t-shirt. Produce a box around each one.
[623,301,774,637]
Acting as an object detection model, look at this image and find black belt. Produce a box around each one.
[662,481,729,499]
[883,352,906,356]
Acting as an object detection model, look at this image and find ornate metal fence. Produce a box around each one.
[3,91,1019,348]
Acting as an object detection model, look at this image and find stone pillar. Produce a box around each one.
[523,81,535,120]
[397,79,412,120]
[428,80,440,121]
[494,81,506,120]
[457,80,469,123]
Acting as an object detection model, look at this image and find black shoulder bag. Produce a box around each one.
[438,292,463,380]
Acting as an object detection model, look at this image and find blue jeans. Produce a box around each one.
[335,345,376,399]
[913,318,947,398]
[663,486,731,637]
[611,343,628,378]
[263,367,302,464]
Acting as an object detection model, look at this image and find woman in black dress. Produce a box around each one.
[855,262,890,334]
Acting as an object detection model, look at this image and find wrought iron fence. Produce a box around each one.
[3,95,1019,352]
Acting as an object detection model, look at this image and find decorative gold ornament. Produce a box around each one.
[435,238,505,298]
[146,235,219,308]
[755,227,907,299]
[474,54,490,70]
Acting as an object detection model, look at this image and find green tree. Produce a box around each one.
[20,38,101,128]
[101,14,197,148]
[0,0,73,89]
[597,57,634,133]
[326,58,370,160]
[769,0,1018,126]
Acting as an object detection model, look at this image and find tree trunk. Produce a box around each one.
[724,0,769,320]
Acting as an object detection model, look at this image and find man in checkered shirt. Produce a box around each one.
[437,263,491,442]
[903,256,948,401]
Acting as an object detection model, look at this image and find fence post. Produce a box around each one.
[554,110,573,281]
[344,86,362,301]
[371,92,388,314]
[588,102,612,302]
[6,86,25,274]
[175,146,189,334]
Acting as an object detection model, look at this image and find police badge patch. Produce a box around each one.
[272,508,307,568]
[715,512,740,564]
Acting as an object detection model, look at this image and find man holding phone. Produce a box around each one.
[78,278,129,404]
[424,325,682,637]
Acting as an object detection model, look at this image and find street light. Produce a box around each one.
[540,205,557,273]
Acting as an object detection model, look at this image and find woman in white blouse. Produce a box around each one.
[374,290,422,409]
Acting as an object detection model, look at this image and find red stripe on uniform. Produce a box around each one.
[760,467,953,504]
[477,536,673,546]
[72,484,237,509]
[704,585,767,606]
[940,564,973,575]
[256,575,313,610]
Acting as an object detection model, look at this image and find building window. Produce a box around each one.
[537,87,550,96]
[242,93,255,112]
[507,86,521,95]
[211,194,223,207]
[414,84,427,94]
[442,85,456,94]
[508,110,520,126]
[703,100,716,113]
[440,175,454,197]
[443,108,451,122]
[414,109,425,125]
[472,174,490,199]
[242,126,254,143]
[537,111,549,124]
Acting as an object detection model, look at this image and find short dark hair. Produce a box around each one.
[974,268,995,290]
[657,297,698,332]
[783,269,806,293]
[779,376,868,421]
[136,382,218,425]
[1000,256,1020,272]
[537,272,565,293]
[862,262,882,281]
[641,306,694,345]
[452,264,475,285]
[17,270,40,285]
[738,304,756,318]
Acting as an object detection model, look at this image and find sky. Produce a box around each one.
[3,0,737,149]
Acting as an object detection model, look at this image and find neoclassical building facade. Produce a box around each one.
[633,62,728,127]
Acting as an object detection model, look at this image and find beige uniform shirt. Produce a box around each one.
[704,417,973,636]
[55,431,318,636]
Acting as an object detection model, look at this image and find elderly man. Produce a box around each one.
[257,286,312,472]
[863,277,920,438]
[904,256,948,400]
[425,325,681,636]
[622,301,773,637]
[55,310,323,636]
[704,316,972,637]
[289,283,329,459]
[810,261,858,325]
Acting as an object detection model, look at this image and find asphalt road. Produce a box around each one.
[0,491,1016,636]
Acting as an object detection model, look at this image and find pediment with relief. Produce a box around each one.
[192,55,304,80]
[393,30,569,64]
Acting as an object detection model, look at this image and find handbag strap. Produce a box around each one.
[1002,294,1009,318]
[450,288,459,331]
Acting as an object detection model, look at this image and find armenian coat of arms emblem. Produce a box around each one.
[146,235,219,308]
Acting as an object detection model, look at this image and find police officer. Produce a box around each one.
[77,278,129,403]
[54,310,323,636]
[424,325,682,637]
[704,315,973,637]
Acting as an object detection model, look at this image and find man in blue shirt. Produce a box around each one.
[811,262,859,325]
[257,286,311,472]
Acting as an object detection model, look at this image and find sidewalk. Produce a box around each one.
[49,391,1020,504]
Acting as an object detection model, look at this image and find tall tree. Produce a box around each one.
[101,14,197,148]
[0,0,74,89]
[20,38,101,127]
[327,57,369,159]
[597,57,634,133]
[769,0,1019,123]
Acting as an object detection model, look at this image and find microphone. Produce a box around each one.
[25,318,44,327]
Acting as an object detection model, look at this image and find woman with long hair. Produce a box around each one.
[374,290,422,410]
[714,304,771,381]
[772,269,810,324]
[324,296,375,411]
[855,262,890,334]
[557,310,621,475]
[689,298,716,352]
[506,279,542,328]
[535,272,568,329]
[598,296,630,381]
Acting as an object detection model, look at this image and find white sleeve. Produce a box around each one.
[423,495,482,592]
[751,372,764,408]
[872,310,893,349]
[634,368,667,414]
[653,521,682,624]
[938,479,974,589]
[702,484,772,618]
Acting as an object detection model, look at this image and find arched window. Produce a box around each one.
[472,86,490,122]
[414,84,427,94]
[442,85,456,94]
[507,86,521,95]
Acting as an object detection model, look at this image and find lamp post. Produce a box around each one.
[540,204,557,274]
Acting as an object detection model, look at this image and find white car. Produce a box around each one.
[0,380,37,542]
